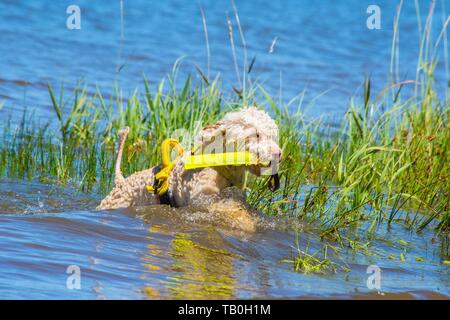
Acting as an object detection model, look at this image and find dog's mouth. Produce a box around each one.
[249,165,280,192]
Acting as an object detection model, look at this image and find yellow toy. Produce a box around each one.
[147,138,274,196]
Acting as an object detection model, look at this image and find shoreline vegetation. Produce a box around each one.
[0,2,449,273]
[0,64,448,235]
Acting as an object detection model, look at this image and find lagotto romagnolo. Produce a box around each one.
[97,107,282,232]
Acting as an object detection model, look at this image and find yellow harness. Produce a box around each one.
[146,138,272,197]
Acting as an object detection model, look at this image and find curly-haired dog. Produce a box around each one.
[97,107,282,231]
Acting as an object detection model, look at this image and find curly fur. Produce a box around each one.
[97,107,282,232]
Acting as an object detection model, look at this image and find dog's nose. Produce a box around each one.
[270,149,282,162]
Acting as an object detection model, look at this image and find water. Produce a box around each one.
[0,1,449,299]
[0,181,448,299]
[0,0,448,121]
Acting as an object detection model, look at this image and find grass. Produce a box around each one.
[282,247,338,275]
[282,231,341,274]
[0,66,447,238]
[0,1,448,269]
[247,78,449,237]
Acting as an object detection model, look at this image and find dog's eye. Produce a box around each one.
[256,133,260,138]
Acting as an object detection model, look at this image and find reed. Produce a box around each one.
[0,66,447,237]
[0,2,448,256]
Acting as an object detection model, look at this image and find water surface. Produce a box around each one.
[0,0,448,121]
[0,181,448,299]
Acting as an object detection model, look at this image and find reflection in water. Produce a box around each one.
[166,232,235,298]
[143,225,236,299]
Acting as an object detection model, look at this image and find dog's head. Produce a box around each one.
[195,107,282,189]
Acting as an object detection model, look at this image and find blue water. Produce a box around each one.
[0,0,448,121]
[0,1,449,299]
[0,181,449,299]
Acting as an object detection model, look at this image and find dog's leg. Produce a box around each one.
[115,127,130,185]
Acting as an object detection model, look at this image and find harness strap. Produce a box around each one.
[147,165,172,205]
[146,139,184,203]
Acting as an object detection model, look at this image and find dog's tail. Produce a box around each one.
[115,126,130,185]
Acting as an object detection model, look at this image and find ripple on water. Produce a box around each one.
[0,180,448,299]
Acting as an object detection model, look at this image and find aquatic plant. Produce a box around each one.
[0,62,447,236]
[248,1,450,240]
[282,231,342,274]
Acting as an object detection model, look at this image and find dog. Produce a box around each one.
[97,107,282,231]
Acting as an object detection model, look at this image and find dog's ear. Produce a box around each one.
[199,123,222,141]
[202,123,221,130]
[194,123,225,153]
